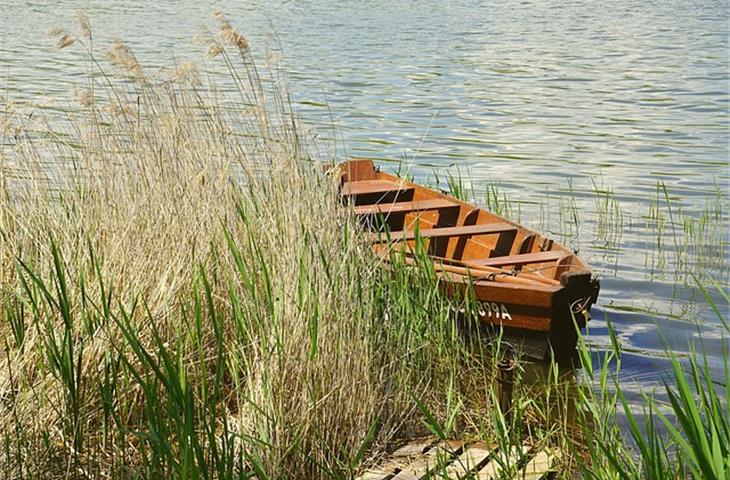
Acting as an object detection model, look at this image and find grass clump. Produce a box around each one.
[571,273,729,480]
[1,11,728,480]
[0,13,505,479]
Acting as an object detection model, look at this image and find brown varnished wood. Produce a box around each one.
[553,253,575,280]
[353,198,458,216]
[341,179,411,197]
[452,207,480,260]
[369,223,517,243]
[341,158,379,182]
[466,251,567,268]
[401,255,544,287]
[518,233,537,254]
[389,248,560,286]
[337,159,600,349]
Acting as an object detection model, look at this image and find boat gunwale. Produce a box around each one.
[341,159,592,277]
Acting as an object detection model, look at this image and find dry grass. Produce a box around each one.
[0,13,508,479]
[4,11,721,480]
[2,13,368,478]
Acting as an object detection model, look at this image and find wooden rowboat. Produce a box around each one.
[338,159,600,356]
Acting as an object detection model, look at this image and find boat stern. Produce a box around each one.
[548,271,601,354]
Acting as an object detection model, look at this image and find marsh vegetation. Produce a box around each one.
[0,12,727,479]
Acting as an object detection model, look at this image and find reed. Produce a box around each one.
[0,13,516,479]
[574,277,729,480]
[400,161,729,477]
[1,12,728,480]
[590,178,624,252]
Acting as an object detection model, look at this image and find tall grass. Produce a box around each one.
[0,13,433,479]
[573,278,729,480]
[1,11,728,480]
[0,12,535,479]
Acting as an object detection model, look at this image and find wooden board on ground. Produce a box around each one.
[355,437,559,480]
[518,449,559,480]
[444,441,496,477]
[391,440,463,480]
[475,445,528,480]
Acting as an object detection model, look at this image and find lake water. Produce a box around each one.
[2,1,728,399]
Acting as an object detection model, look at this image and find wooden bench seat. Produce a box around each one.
[340,180,413,198]
[465,250,566,268]
[353,198,459,216]
[370,223,517,243]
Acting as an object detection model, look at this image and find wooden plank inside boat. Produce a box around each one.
[466,250,567,268]
[369,223,517,243]
[353,198,458,216]
[340,179,411,197]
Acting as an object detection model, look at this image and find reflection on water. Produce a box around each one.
[1,0,728,391]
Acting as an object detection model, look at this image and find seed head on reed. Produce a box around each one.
[193,27,214,46]
[213,10,249,50]
[105,100,135,117]
[169,62,201,87]
[204,43,224,59]
[71,86,93,108]
[47,27,65,38]
[106,39,145,80]
[56,34,76,49]
[221,28,249,50]
[75,12,91,39]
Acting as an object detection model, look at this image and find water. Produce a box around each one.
[2,0,728,395]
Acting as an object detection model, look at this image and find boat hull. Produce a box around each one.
[441,268,599,354]
[337,159,601,356]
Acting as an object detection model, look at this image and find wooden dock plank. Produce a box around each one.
[390,440,463,480]
[444,442,496,477]
[391,438,436,457]
[355,438,434,480]
[517,449,558,480]
[475,446,528,480]
[356,439,562,480]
